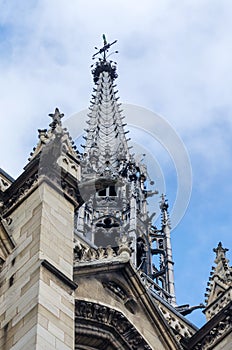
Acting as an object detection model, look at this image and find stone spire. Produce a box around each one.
[149,195,176,306]
[160,195,176,305]
[75,37,157,276]
[82,37,130,178]
[74,38,179,308]
[204,242,232,320]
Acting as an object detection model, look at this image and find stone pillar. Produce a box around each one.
[0,181,76,350]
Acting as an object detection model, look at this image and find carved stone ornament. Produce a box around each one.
[159,305,194,340]
[192,313,232,350]
[74,244,118,263]
[49,107,64,131]
[3,172,39,211]
[75,300,152,350]
[102,280,137,314]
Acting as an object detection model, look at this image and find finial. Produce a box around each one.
[91,35,118,84]
[160,194,171,228]
[213,242,229,264]
[160,194,169,211]
[102,34,107,46]
[92,34,118,61]
[49,107,64,131]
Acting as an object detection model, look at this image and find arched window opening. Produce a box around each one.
[98,185,117,197]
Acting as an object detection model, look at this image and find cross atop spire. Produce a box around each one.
[92,34,117,61]
[91,35,118,84]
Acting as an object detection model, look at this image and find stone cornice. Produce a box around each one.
[41,259,78,290]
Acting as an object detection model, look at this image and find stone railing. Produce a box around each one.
[159,305,195,340]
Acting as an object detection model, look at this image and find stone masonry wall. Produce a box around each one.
[0,181,75,350]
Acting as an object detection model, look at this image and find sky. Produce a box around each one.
[0,0,232,327]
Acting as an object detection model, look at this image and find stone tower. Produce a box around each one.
[74,37,176,307]
[0,109,81,349]
[0,36,231,349]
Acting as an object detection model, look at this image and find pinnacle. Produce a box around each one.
[83,63,130,177]
[204,242,232,307]
[213,241,229,264]
[160,194,169,211]
[28,107,79,163]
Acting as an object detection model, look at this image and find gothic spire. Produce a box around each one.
[76,40,183,308]
[28,107,80,165]
[160,195,176,305]
[82,36,131,177]
[149,195,176,306]
[214,241,229,266]
[205,242,232,316]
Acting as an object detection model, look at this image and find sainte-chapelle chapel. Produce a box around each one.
[0,37,231,350]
